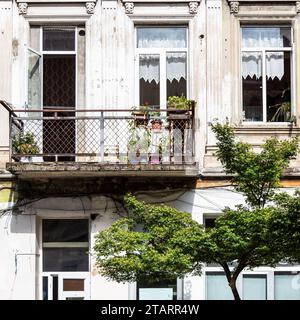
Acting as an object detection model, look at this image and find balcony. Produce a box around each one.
[5,107,198,179]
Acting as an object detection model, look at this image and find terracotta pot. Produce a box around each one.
[151,120,162,130]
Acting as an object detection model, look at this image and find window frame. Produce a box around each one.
[41,218,90,273]
[240,24,293,124]
[135,25,189,109]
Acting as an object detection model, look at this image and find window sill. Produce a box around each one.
[241,121,296,128]
[235,122,300,133]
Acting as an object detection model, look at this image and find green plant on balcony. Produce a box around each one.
[131,105,150,126]
[167,94,196,112]
[12,132,39,155]
[128,119,151,164]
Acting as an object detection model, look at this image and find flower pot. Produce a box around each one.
[151,120,162,130]
[140,154,149,164]
[132,111,149,127]
[150,155,160,164]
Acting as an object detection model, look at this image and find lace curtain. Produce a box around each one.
[242,27,290,80]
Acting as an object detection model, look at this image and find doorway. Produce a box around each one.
[28,26,84,161]
[41,218,90,300]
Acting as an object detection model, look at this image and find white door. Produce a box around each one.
[43,272,90,300]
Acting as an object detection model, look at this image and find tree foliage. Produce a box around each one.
[93,194,203,283]
[268,191,300,262]
[211,122,298,208]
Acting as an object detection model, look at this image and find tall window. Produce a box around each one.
[136,26,188,108]
[241,26,292,122]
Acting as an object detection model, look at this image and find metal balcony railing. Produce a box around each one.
[6,107,195,165]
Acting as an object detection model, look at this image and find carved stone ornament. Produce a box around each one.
[189,2,199,14]
[124,2,134,14]
[18,2,28,15]
[296,1,300,14]
[86,2,96,14]
[229,1,239,14]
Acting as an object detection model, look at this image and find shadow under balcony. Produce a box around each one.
[6,108,198,179]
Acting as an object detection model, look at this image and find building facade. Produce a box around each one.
[0,0,300,300]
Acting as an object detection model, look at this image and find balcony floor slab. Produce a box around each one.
[6,162,199,179]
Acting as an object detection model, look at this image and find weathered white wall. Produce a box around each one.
[0,213,36,300]
[0,1,12,102]
[0,1,13,168]
[86,2,134,109]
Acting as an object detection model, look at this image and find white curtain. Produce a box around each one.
[139,55,159,84]
[242,52,284,80]
[167,53,186,82]
[266,52,284,80]
[139,53,187,84]
[242,53,262,79]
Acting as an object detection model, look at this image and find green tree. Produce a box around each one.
[93,194,203,284]
[268,191,300,263]
[195,122,298,300]
[212,122,298,208]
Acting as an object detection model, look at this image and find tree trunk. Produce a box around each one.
[229,278,241,300]
[221,263,242,300]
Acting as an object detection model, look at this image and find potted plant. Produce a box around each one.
[167,94,196,116]
[138,128,151,164]
[127,119,140,164]
[12,132,39,162]
[270,101,294,123]
[131,104,150,127]
[159,134,170,164]
[149,110,162,130]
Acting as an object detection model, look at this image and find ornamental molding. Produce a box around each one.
[189,1,199,14]
[124,2,134,14]
[122,0,201,15]
[296,1,300,13]
[228,1,239,14]
[18,2,28,15]
[86,1,95,14]
[16,1,99,15]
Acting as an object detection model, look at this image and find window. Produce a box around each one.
[136,26,188,108]
[206,272,234,300]
[203,216,216,229]
[275,272,300,300]
[241,26,292,122]
[43,27,75,51]
[137,279,177,300]
[42,219,89,272]
[243,274,267,300]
